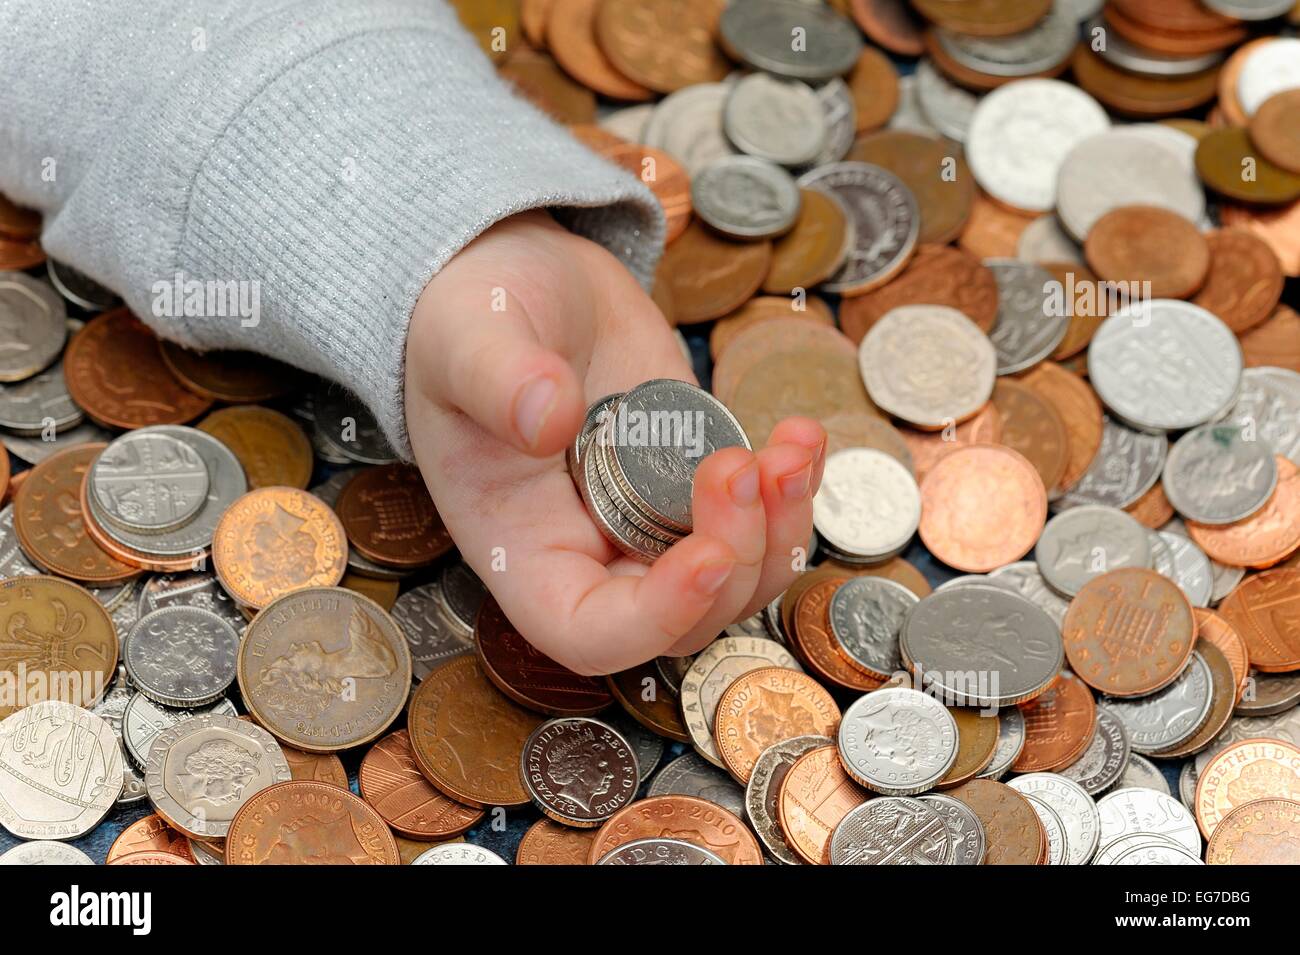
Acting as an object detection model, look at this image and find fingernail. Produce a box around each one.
[513,377,558,449]
[813,438,827,471]
[727,462,760,507]
[693,559,734,595]
[779,462,812,501]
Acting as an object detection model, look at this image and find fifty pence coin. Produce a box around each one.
[124,606,240,707]
[918,792,987,865]
[829,796,951,864]
[838,687,958,795]
[1163,424,1278,525]
[122,693,238,769]
[745,734,830,865]
[521,717,639,828]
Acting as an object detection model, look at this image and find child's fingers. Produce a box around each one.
[735,440,818,620]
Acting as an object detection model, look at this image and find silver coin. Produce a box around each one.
[1224,366,1300,465]
[188,838,225,866]
[802,77,856,168]
[827,575,916,677]
[1152,530,1214,609]
[591,423,684,547]
[1163,425,1278,525]
[2,419,111,465]
[724,610,772,641]
[812,448,920,562]
[439,561,485,634]
[1059,0,1106,20]
[1008,772,1102,865]
[797,161,920,295]
[312,386,397,465]
[829,796,951,865]
[108,579,141,638]
[580,430,672,564]
[92,665,148,806]
[1055,131,1205,242]
[1204,0,1295,18]
[411,844,507,865]
[1109,841,1203,865]
[692,156,803,239]
[680,635,802,766]
[914,60,976,143]
[0,272,67,382]
[0,504,39,578]
[568,393,622,486]
[124,606,240,707]
[723,74,827,167]
[838,687,958,794]
[987,561,1069,628]
[597,837,726,865]
[1060,705,1131,796]
[137,571,245,632]
[900,584,1064,707]
[1089,301,1242,433]
[967,79,1110,213]
[719,0,863,81]
[1089,17,1225,76]
[1161,516,1244,604]
[1058,419,1167,509]
[1179,761,1198,809]
[0,359,83,435]
[647,752,746,818]
[122,693,238,769]
[986,259,1069,375]
[1023,792,1068,864]
[764,591,788,644]
[1092,830,1187,865]
[45,258,118,311]
[0,701,122,839]
[1096,786,1201,857]
[1237,37,1300,116]
[0,840,95,865]
[1236,670,1300,717]
[655,655,692,696]
[1194,708,1300,774]
[605,711,664,785]
[1105,652,1213,755]
[917,792,986,865]
[1146,528,1175,585]
[642,83,737,177]
[934,574,993,592]
[745,734,830,865]
[389,581,475,682]
[90,431,210,534]
[1035,504,1152,597]
[599,104,654,143]
[979,705,1026,779]
[936,6,1076,78]
[1117,753,1174,797]
[521,717,639,827]
[858,304,996,428]
[1016,214,1083,266]
[889,74,941,137]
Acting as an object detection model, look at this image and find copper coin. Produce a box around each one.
[594,142,692,244]
[75,475,200,574]
[63,310,213,429]
[517,817,598,864]
[568,123,627,153]
[763,190,851,294]
[0,193,40,241]
[589,793,763,865]
[335,464,453,570]
[938,707,999,788]
[946,778,1044,865]
[1084,205,1211,300]
[1072,45,1220,117]
[475,596,613,716]
[959,190,1035,260]
[547,0,651,101]
[1218,569,1300,672]
[226,779,400,864]
[281,744,349,788]
[1125,482,1176,530]
[213,487,347,609]
[1197,126,1300,205]
[606,660,691,743]
[1196,738,1300,839]
[340,571,399,611]
[776,744,869,864]
[408,655,543,807]
[1195,608,1251,704]
[595,0,729,94]
[840,244,999,341]
[1045,262,1109,361]
[847,47,900,133]
[105,814,195,864]
[359,729,485,839]
[924,28,1068,93]
[848,131,974,246]
[521,0,555,48]
[448,0,520,63]
[911,0,1050,36]
[709,294,835,361]
[1251,89,1300,176]
[919,444,1046,574]
[1016,360,1104,491]
[1010,671,1097,773]
[791,577,884,692]
[1111,0,1237,32]
[1220,201,1300,279]
[1153,640,1236,759]
[1062,568,1198,697]
[198,405,313,490]
[824,412,914,474]
[0,235,45,271]
[991,380,1069,493]
[1187,457,1300,570]
[1191,228,1286,334]
[1104,3,1244,55]
[848,0,924,56]
[157,340,297,403]
[659,220,772,323]
[713,667,841,785]
[1240,305,1300,370]
[108,850,195,866]
[820,556,932,598]
[498,47,597,125]
[899,401,1003,485]
[1206,797,1300,864]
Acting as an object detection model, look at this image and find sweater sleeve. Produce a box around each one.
[0,0,665,457]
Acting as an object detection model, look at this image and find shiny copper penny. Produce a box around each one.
[1072,45,1220,118]
[476,596,613,715]
[359,729,485,839]
[1125,481,1176,529]
[596,142,692,244]
[517,817,598,864]
[1016,361,1104,491]
[1239,305,1300,371]
[409,655,543,807]
[105,814,195,864]
[821,556,932,598]
[108,851,195,866]
[660,220,772,324]
[713,667,841,785]
[709,295,834,361]
[1084,205,1210,300]
[547,0,651,101]
[919,444,1046,574]
[1197,126,1300,205]
[158,340,297,403]
[1220,202,1300,279]
[595,0,729,94]
[763,190,851,294]
[1187,457,1300,570]
[1062,568,1197,697]
[589,793,763,864]
[791,577,884,692]
[1251,89,1300,176]
[1045,262,1109,361]
[848,131,973,246]
[64,310,213,429]
[335,464,452,570]
[498,47,597,126]
[1190,229,1285,333]
[606,660,691,744]
[991,380,1069,493]
[0,193,40,241]
[1206,797,1300,864]
[899,402,1003,485]
[911,0,1050,36]
[1011,671,1097,773]
[198,405,313,490]
[226,780,400,864]
[1196,738,1300,839]
[1218,569,1300,673]
[840,244,999,341]
[1194,608,1251,704]
[776,744,869,865]
[848,0,924,56]
[959,190,1035,260]
[847,47,900,133]
[13,444,140,585]
[281,743,349,788]
[938,707,999,788]
[947,778,1044,865]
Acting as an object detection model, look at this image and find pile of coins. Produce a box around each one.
[4,0,1300,867]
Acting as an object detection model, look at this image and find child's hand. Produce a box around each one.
[405,211,826,676]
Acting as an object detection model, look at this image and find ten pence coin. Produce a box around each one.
[225,780,400,864]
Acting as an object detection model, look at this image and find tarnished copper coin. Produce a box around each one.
[0,193,40,241]
[498,47,597,126]
[1197,126,1300,205]
[1084,205,1210,300]
[213,486,347,609]
[791,577,884,692]
[919,444,1046,574]
[595,0,729,94]
[0,235,45,271]
[959,191,1035,260]
[517,817,599,864]
[13,444,140,585]
[1194,608,1251,704]
[588,793,763,865]
[848,0,924,56]
[1017,361,1104,491]
[840,244,999,341]
[158,340,297,403]
[660,220,772,323]
[1062,568,1197,698]
[281,744,349,788]
[900,402,1003,485]
[359,729,484,839]
[1191,229,1285,334]
[1206,798,1300,864]
[938,707,1000,788]
[1011,671,1097,773]
[847,47,900,132]
[991,379,1070,493]
[197,406,312,490]
[335,464,452,570]
[105,814,195,864]
[946,778,1045,865]
[547,0,652,101]
[606,660,691,744]
[595,142,692,244]
[1240,305,1300,370]
[1218,569,1300,673]
[1187,457,1300,569]
[1196,738,1300,839]
[476,596,613,716]
[777,743,869,865]
[763,190,851,294]
[409,655,543,807]
[226,780,400,864]
[848,131,973,246]
[1072,45,1220,117]
[1125,481,1176,529]
[713,667,841,785]
[911,0,1050,36]
[1044,263,1109,361]
[1251,89,1300,176]
[64,310,213,429]
[108,850,195,866]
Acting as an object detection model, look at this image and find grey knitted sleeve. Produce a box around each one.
[0,0,665,457]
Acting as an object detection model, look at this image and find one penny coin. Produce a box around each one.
[359,729,484,839]
[0,194,40,241]
[1084,205,1211,300]
[105,814,195,864]
[1205,797,1300,864]
[1016,361,1104,491]
[938,707,1000,788]
[335,464,453,570]
[546,0,651,102]
[848,0,924,57]
[1187,457,1300,569]
[1010,671,1098,773]
[946,777,1045,865]
[991,379,1070,493]
[959,191,1035,260]
[659,220,772,323]
[1193,608,1251,704]
[158,340,298,403]
[1196,738,1300,839]
[606,660,691,744]
[1251,89,1300,175]
[900,402,1003,485]
[1218,569,1300,672]
[777,744,870,865]
[1191,229,1285,333]
[763,190,851,294]
[587,794,763,865]
[516,817,599,864]
[713,667,841,785]
[840,244,999,341]
[225,780,400,864]
[595,0,729,94]
[197,406,313,490]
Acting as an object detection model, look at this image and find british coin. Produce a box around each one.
[197,405,313,490]
[722,74,826,167]
[718,0,863,81]
[1009,773,1102,865]
[692,156,802,240]
[987,561,1069,627]
[812,448,920,562]
[642,83,736,177]
[1085,205,1210,301]
[1193,231,1286,335]
[1097,786,1202,857]
[335,464,453,570]
[1118,753,1174,796]
[516,818,599,865]
[838,687,957,794]
[1036,505,1153,597]
[979,705,1026,779]
[1195,709,1300,774]
[990,378,1070,493]
[0,272,66,382]
[311,386,397,465]
[92,666,147,805]
[659,221,773,324]
[829,796,951,865]
[588,793,764,865]
[946,778,1045,865]
[309,469,405,580]
[1205,797,1300,864]
[778,743,870,864]
[1060,705,1131,796]
[1219,569,1300,670]
[353,728,478,839]
[522,717,638,828]
[827,575,915,679]
[597,837,727,865]
[1196,738,1300,838]
[389,580,475,682]
[914,59,976,142]
[1152,530,1214,609]
[1163,516,1246,603]
[1237,36,1300,116]
[1163,425,1278,526]
[917,792,986,865]
[121,693,237,769]
[187,838,225,865]
[606,660,691,744]
[0,842,94,865]
[1224,366,1300,464]
[1238,671,1300,717]
[1021,792,1067,864]
[744,734,829,865]
[805,76,857,167]
[647,752,746,818]
[158,342,298,404]
[936,6,1076,78]
[1152,642,1238,759]
[1188,459,1300,570]
[136,571,245,632]
[0,359,82,435]
[579,425,672,564]
[411,843,506,866]
[1012,671,1097,773]
[714,667,840,784]
[1197,126,1300,205]
[225,780,400,864]
[124,606,239,707]
[1105,651,1213,754]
